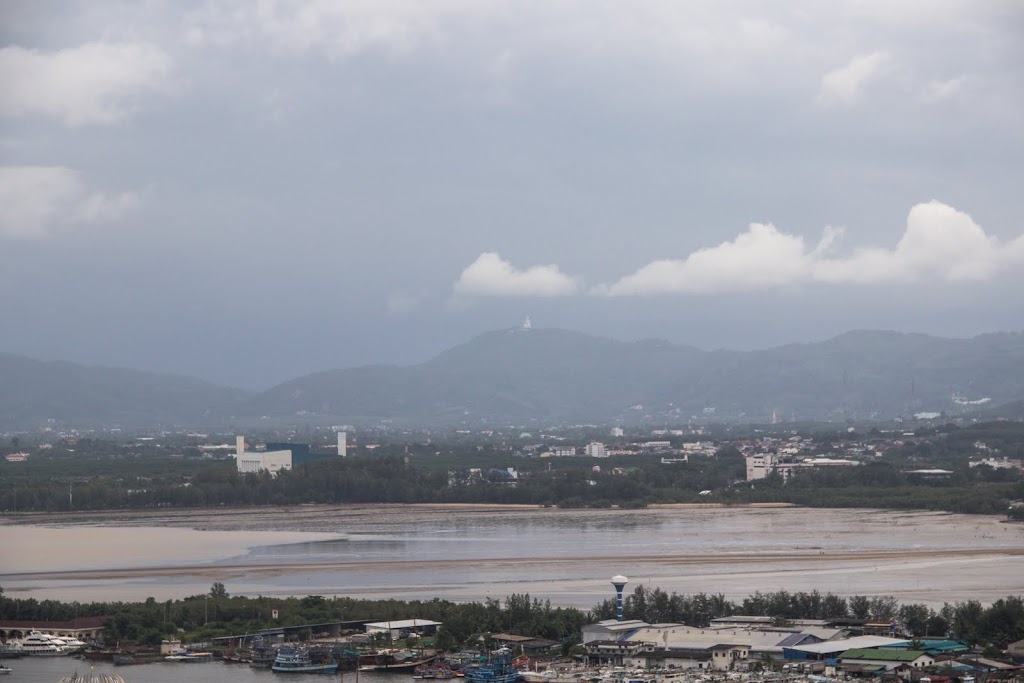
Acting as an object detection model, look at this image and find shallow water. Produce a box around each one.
[3,656,410,683]
[2,505,1022,606]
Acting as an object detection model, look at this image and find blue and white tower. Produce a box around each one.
[611,575,628,622]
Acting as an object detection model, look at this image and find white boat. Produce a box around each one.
[59,637,88,651]
[8,631,70,656]
[164,650,213,662]
[0,663,11,675]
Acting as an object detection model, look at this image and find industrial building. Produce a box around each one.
[234,432,347,475]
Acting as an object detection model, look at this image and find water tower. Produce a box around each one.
[611,575,628,622]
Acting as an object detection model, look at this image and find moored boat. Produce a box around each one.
[7,631,70,656]
[250,644,278,669]
[359,649,436,671]
[414,661,455,679]
[272,645,339,674]
[164,650,213,662]
[464,649,522,683]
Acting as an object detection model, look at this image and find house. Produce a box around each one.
[1008,638,1024,661]
[839,648,934,671]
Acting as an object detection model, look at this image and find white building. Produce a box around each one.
[235,435,292,475]
[585,442,608,458]
[364,619,441,640]
[745,454,860,482]
[970,457,1023,470]
[337,431,347,457]
[611,427,625,437]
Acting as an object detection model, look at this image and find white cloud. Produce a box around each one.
[601,201,1024,295]
[0,167,140,238]
[453,252,578,297]
[817,51,891,105]
[0,41,171,126]
[595,223,814,296]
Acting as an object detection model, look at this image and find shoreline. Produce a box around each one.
[0,500,800,526]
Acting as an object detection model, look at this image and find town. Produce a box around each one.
[1,579,1022,681]
[3,419,1022,519]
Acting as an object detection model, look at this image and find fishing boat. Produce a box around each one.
[272,646,339,673]
[359,649,436,671]
[464,649,522,683]
[414,661,456,679]
[0,663,11,675]
[250,643,278,669]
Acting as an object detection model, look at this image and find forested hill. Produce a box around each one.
[3,329,1024,427]
[0,352,250,428]
[250,328,1024,424]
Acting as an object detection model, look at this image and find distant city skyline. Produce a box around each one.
[1,1,1022,388]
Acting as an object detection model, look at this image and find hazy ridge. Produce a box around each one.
[3,328,1024,428]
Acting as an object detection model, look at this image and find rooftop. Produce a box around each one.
[840,649,928,662]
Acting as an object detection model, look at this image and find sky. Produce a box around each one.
[1,0,1023,389]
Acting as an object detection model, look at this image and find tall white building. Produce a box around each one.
[610,427,624,437]
[337,431,347,457]
[585,441,608,458]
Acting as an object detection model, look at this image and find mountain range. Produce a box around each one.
[3,328,1024,429]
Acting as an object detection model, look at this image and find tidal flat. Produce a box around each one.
[2,504,1021,606]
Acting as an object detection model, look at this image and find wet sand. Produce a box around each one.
[2,504,1022,606]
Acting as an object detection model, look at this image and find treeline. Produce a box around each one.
[1,432,1022,519]
[592,586,1024,649]
[2,586,1022,654]
[0,451,745,511]
[0,588,587,652]
[731,461,1024,515]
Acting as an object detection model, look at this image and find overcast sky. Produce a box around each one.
[2,0,1023,389]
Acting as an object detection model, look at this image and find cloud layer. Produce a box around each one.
[0,41,170,125]
[455,202,1024,298]
[603,201,1024,295]
[0,167,140,238]
[454,252,579,297]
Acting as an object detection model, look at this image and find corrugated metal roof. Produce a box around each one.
[840,649,928,662]
[786,636,909,654]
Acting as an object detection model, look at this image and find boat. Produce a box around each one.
[164,650,213,662]
[7,631,71,656]
[464,649,522,683]
[271,646,339,674]
[60,637,89,652]
[250,644,278,669]
[414,661,456,679]
[359,649,436,671]
[521,671,596,683]
[0,663,10,675]
[59,672,126,683]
